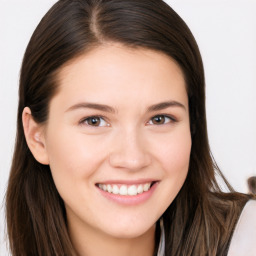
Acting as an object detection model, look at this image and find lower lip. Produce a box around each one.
[96,182,158,206]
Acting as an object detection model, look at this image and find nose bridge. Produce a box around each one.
[109,127,151,170]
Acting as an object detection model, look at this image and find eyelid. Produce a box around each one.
[78,113,178,128]
[79,115,110,127]
[147,114,177,125]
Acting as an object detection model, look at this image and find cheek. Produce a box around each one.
[156,130,191,173]
[147,130,191,215]
[44,127,106,188]
[158,133,191,203]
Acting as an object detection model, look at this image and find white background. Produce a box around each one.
[0,0,255,255]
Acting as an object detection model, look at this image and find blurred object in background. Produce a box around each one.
[247,176,256,195]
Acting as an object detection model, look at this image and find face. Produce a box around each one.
[41,45,191,239]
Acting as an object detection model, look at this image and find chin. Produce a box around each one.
[103,220,156,239]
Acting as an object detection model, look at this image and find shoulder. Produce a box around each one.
[228,200,256,256]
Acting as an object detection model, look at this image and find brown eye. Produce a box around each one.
[149,115,174,125]
[82,116,109,127]
[152,115,165,124]
[87,117,101,126]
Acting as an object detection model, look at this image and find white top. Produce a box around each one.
[227,200,256,256]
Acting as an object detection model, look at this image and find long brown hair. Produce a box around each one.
[6,0,251,255]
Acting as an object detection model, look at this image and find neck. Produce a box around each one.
[68,218,156,256]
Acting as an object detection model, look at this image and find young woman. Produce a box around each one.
[5,0,256,255]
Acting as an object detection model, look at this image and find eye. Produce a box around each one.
[80,116,110,127]
[148,115,175,125]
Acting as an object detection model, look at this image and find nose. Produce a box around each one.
[108,130,151,171]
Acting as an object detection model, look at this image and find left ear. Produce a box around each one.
[22,107,49,165]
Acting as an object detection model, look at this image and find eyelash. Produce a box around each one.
[147,114,177,125]
[79,116,109,127]
[79,114,177,127]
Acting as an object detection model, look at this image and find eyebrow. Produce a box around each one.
[146,101,186,112]
[65,103,116,113]
[65,100,186,113]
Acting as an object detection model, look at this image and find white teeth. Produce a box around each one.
[128,185,137,196]
[112,185,119,194]
[143,183,150,191]
[98,182,153,196]
[107,184,112,193]
[119,185,128,195]
[137,184,143,194]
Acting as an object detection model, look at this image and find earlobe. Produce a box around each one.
[22,107,49,165]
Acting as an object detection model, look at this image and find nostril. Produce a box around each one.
[108,152,151,170]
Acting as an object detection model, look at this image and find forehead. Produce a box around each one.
[53,44,188,109]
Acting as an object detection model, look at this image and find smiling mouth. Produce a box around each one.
[96,182,156,196]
